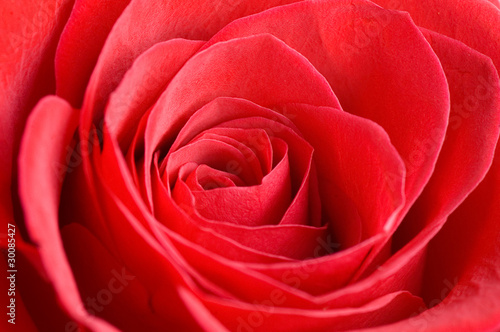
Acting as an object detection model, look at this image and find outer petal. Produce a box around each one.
[81,0,305,123]
[55,0,131,107]
[184,288,425,331]
[393,29,500,249]
[105,38,205,150]
[363,156,500,331]
[372,0,500,71]
[60,223,173,331]
[18,96,118,332]
[0,0,74,229]
[418,158,500,330]
[1,4,75,326]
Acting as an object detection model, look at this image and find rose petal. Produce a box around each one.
[418,159,500,331]
[55,0,131,107]
[0,0,73,228]
[184,288,425,331]
[60,222,171,331]
[186,164,242,190]
[105,38,205,150]
[85,148,253,329]
[393,29,500,250]
[18,96,118,331]
[365,156,500,331]
[350,1,500,278]
[163,229,326,306]
[98,38,204,213]
[160,97,321,226]
[86,135,206,329]
[102,119,297,267]
[212,118,313,198]
[155,172,303,262]
[178,287,230,332]
[146,97,330,260]
[189,128,273,176]
[373,0,500,70]
[102,127,311,315]
[103,109,297,269]
[174,139,291,227]
[167,139,262,187]
[251,236,378,295]
[283,103,405,247]
[125,107,151,201]
[154,162,328,261]
[213,101,407,295]
[319,234,429,309]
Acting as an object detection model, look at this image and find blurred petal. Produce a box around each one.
[55,0,131,107]
[18,96,118,331]
[0,0,74,231]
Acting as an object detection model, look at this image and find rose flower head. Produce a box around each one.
[1,0,500,331]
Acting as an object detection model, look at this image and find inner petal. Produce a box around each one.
[165,139,261,187]
[190,131,266,180]
[214,116,312,195]
[194,127,274,176]
[184,139,292,226]
[193,165,243,190]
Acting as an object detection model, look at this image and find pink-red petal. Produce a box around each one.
[0,0,74,228]
[55,0,131,107]
[393,29,500,249]
[18,96,118,331]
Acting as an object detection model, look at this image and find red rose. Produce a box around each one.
[2,0,500,331]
